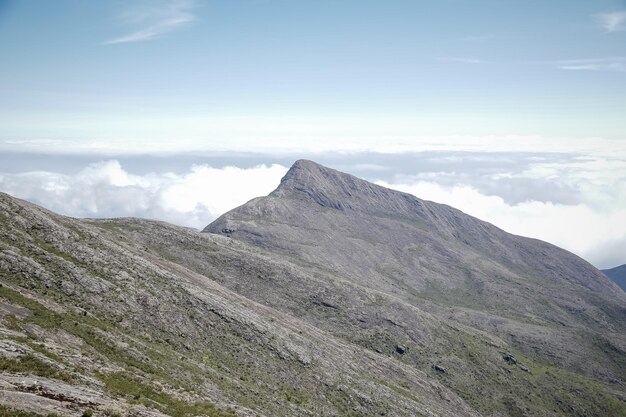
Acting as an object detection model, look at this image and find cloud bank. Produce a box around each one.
[4,135,626,159]
[378,180,626,269]
[0,161,288,229]
[1,153,625,269]
[376,154,626,269]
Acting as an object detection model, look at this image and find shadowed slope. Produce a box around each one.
[603,264,626,291]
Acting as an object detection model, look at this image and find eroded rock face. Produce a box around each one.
[1,160,625,417]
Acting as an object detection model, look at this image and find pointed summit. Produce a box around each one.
[272,159,339,196]
[272,159,365,210]
[272,159,423,214]
[281,159,324,177]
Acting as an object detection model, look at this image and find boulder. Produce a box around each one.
[503,353,517,364]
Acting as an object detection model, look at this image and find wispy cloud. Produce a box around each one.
[458,34,493,42]
[557,57,626,72]
[444,34,493,44]
[103,0,195,45]
[595,11,626,33]
[439,57,484,64]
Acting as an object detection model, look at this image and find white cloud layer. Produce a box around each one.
[0,161,288,229]
[3,134,626,159]
[1,155,625,269]
[379,180,626,267]
[378,155,626,269]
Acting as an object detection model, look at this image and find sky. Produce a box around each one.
[0,0,625,269]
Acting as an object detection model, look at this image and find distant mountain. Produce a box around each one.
[0,160,625,417]
[603,264,626,291]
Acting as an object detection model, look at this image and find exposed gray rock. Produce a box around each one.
[503,353,517,364]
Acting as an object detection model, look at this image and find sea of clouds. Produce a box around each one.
[0,160,287,231]
[1,151,625,269]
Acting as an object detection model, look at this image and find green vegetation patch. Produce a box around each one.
[0,284,156,375]
[99,372,236,417]
[0,404,58,417]
[32,238,81,265]
[446,344,626,417]
[0,354,73,382]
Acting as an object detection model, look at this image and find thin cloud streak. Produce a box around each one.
[103,0,195,45]
[596,11,626,33]
[557,57,626,72]
[459,34,493,42]
[439,57,484,64]
[443,34,494,43]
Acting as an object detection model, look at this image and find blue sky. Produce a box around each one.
[1,0,626,145]
[1,1,626,268]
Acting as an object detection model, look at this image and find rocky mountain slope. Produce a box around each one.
[0,159,624,417]
[603,264,626,291]
[0,192,478,417]
[206,160,626,416]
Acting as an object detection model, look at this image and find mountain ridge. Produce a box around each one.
[603,263,626,291]
[207,160,622,296]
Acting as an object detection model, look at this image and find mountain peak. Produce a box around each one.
[272,159,417,213]
[277,159,347,189]
[275,159,331,191]
[288,158,323,172]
